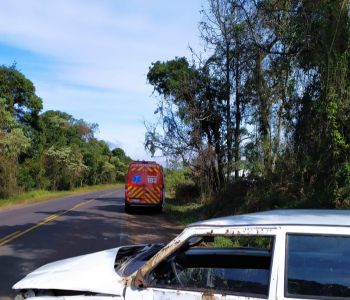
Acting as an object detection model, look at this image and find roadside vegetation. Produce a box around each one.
[0,183,124,209]
[150,0,350,226]
[164,170,248,226]
[0,65,132,201]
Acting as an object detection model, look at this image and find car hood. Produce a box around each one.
[13,247,127,296]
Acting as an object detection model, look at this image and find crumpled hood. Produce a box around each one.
[13,247,126,296]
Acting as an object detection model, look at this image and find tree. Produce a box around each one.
[200,0,251,180]
[146,57,226,192]
[0,66,132,198]
[200,0,236,179]
[111,148,132,181]
[290,0,350,206]
[44,146,87,190]
[145,0,350,211]
[0,65,42,127]
[0,99,29,197]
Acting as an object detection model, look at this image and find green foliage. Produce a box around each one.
[17,162,37,191]
[0,99,30,197]
[146,57,226,192]
[164,168,189,194]
[98,161,115,184]
[45,146,87,190]
[164,168,201,203]
[0,64,42,126]
[147,0,350,215]
[335,161,350,208]
[164,199,204,226]
[0,66,132,199]
[213,236,273,249]
[0,99,30,156]
[111,147,132,181]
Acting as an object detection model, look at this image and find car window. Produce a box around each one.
[149,235,274,298]
[286,234,350,299]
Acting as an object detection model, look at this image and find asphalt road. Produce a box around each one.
[0,188,180,300]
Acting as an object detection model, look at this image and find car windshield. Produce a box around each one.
[115,244,163,276]
[149,235,274,298]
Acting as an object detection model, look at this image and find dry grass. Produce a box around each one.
[0,183,124,209]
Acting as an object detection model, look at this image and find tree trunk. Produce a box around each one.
[272,68,289,172]
[234,46,241,180]
[256,51,272,175]
[226,43,232,181]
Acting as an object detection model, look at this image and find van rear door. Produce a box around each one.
[126,163,145,203]
[143,165,163,204]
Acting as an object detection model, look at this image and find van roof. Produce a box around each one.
[130,161,158,165]
[189,209,350,228]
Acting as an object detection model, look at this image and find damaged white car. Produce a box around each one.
[13,209,350,300]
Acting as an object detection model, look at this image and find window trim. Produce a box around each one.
[148,233,276,299]
[284,233,350,300]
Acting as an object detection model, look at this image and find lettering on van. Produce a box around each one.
[147,176,157,184]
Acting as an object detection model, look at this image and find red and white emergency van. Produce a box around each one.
[125,161,164,213]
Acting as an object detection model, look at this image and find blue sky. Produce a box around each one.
[0,0,203,161]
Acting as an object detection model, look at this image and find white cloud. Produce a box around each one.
[0,0,203,159]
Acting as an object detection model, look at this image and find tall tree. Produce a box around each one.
[0,65,42,127]
[201,0,234,180]
[146,57,226,191]
[0,99,29,197]
[291,0,350,206]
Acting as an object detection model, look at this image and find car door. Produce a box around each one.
[125,286,212,300]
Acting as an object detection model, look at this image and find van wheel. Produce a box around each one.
[125,203,132,214]
[155,205,162,213]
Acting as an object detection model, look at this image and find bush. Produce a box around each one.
[174,183,200,203]
[204,181,252,217]
[0,161,20,198]
[17,166,36,191]
[165,169,190,194]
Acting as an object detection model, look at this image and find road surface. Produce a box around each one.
[0,188,180,299]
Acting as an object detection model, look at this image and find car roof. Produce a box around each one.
[188,209,350,227]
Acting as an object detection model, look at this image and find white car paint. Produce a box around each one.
[13,247,126,296]
[189,209,350,227]
[13,210,350,300]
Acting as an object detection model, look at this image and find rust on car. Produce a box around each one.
[202,290,216,300]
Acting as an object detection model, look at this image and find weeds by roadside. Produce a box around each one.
[164,180,252,227]
[0,183,124,209]
[164,198,204,226]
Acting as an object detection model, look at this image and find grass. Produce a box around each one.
[164,197,230,228]
[164,181,252,228]
[164,197,206,227]
[0,183,124,209]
